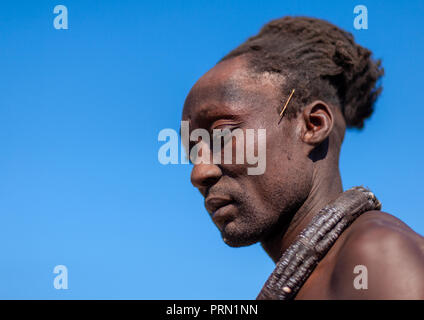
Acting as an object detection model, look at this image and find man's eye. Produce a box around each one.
[212,127,235,138]
[212,126,238,134]
[211,127,239,152]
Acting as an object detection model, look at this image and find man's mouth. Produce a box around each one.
[205,196,233,214]
[205,196,235,229]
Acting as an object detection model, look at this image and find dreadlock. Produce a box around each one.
[220,16,384,129]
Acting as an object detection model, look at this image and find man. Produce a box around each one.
[181,16,424,299]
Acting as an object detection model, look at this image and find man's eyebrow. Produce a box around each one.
[194,103,247,123]
[181,81,262,134]
[194,83,259,116]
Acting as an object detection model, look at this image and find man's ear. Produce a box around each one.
[301,100,334,145]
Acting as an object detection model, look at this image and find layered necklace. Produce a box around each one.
[257,186,381,300]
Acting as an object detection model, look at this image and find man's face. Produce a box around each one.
[182,56,313,247]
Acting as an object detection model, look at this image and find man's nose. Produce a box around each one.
[190,163,222,191]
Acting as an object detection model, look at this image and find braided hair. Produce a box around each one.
[220,16,384,129]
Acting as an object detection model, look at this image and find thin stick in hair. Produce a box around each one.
[279,89,295,120]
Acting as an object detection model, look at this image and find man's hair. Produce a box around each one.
[220,16,384,129]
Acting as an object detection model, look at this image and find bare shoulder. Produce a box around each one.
[328,211,424,299]
[343,211,424,247]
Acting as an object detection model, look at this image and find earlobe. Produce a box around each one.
[301,101,334,145]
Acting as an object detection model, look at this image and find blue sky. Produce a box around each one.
[0,0,422,299]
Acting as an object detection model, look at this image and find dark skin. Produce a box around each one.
[182,55,424,299]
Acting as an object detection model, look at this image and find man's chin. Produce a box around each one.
[220,222,262,247]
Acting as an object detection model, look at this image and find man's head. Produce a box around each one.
[182,16,383,247]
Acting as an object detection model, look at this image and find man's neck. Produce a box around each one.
[260,168,343,263]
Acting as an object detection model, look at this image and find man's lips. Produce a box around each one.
[205,196,233,215]
[205,196,236,230]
